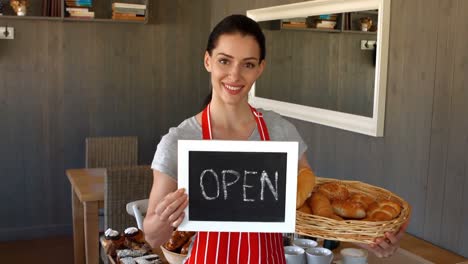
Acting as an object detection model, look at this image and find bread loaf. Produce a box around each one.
[317,182,349,201]
[331,200,366,219]
[296,167,316,209]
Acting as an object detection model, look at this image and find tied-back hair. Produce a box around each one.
[201,14,266,110]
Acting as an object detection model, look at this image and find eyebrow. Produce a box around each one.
[216,52,259,61]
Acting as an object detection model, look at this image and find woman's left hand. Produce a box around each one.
[357,219,410,258]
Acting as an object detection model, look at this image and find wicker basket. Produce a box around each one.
[295,177,411,244]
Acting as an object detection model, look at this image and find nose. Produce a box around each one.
[227,63,241,80]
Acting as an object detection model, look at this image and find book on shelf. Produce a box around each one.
[112,14,145,21]
[112,2,146,10]
[66,7,89,12]
[112,7,146,15]
[66,0,92,7]
[68,11,95,18]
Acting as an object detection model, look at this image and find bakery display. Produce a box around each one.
[102,227,163,264]
[102,228,125,257]
[295,177,411,243]
[124,227,146,248]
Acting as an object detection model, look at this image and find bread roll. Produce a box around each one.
[296,167,316,209]
[366,200,402,221]
[297,203,312,214]
[317,182,349,201]
[331,200,366,219]
[309,192,333,217]
[349,193,375,210]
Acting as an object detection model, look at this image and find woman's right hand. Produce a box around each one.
[154,188,188,228]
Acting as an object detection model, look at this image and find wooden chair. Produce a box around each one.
[85,136,138,168]
[100,165,153,264]
[104,165,153,232]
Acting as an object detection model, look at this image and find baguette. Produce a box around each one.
[296,167,316,209]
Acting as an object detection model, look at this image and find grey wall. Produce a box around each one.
[211,0,468,258]
[0,0,210,240]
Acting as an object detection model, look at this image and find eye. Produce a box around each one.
[218,58,229,65]
[245,62,256,69]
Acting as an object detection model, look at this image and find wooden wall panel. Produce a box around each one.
[440,0,468,255]
[210,0,467,257]
[0,0,210,240]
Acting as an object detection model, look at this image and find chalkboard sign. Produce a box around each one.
[177,140,298,233]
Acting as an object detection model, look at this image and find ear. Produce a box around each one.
[256,60,266,78]
[204,51,212,72]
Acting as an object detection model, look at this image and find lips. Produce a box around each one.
[223,83,243,95]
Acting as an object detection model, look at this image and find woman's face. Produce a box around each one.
[204,33,265,106]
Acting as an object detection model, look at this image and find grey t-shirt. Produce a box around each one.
[151,109,308,180]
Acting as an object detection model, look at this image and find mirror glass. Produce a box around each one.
[247,0,390,137]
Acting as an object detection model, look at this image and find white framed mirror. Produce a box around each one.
[247,0,391,137]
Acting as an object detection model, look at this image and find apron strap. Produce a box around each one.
[202,103,270,141]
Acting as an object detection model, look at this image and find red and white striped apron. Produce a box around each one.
[184,104,286,264]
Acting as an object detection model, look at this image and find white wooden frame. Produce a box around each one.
[247,0,391,137]
[177,140,298,233]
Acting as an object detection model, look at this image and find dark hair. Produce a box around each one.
[202,14,266,109]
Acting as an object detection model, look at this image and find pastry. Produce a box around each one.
[124,227,146,248]
[180,238,192,255]
[296,167,316,209]
[308,192,342,220]
[331,199,366,219]
[297,203,312,214]
[103,228,125,257]
[348,193,375,210]
[366,200,401,221]
[317,182,349,201]
[164,231,196,252]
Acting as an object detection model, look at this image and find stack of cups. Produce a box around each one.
[284,238,334,264]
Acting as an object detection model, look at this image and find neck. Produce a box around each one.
[209,100,253,129]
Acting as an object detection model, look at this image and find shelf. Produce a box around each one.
[0,1,149,24]
[0,15,62,21]
[63,17,146,23]
[281,26,341,33]
[342,30,377,35]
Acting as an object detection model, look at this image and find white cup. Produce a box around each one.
[340,248,368,264]
[305,247,334,264]
[292,238,318,250]
[284,245,306,264]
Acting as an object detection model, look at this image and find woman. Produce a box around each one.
[143,14,406,263]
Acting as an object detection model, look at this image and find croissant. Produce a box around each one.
[297,203,312,214]
[308,192,342,220]
[296,167,316,209]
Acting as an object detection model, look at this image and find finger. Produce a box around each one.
[172,212,185,228]
[375,237,391,250]
[168,197,189,222]
[385,232,399,244]
[160,194,188,220]
[154,189,185,215]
